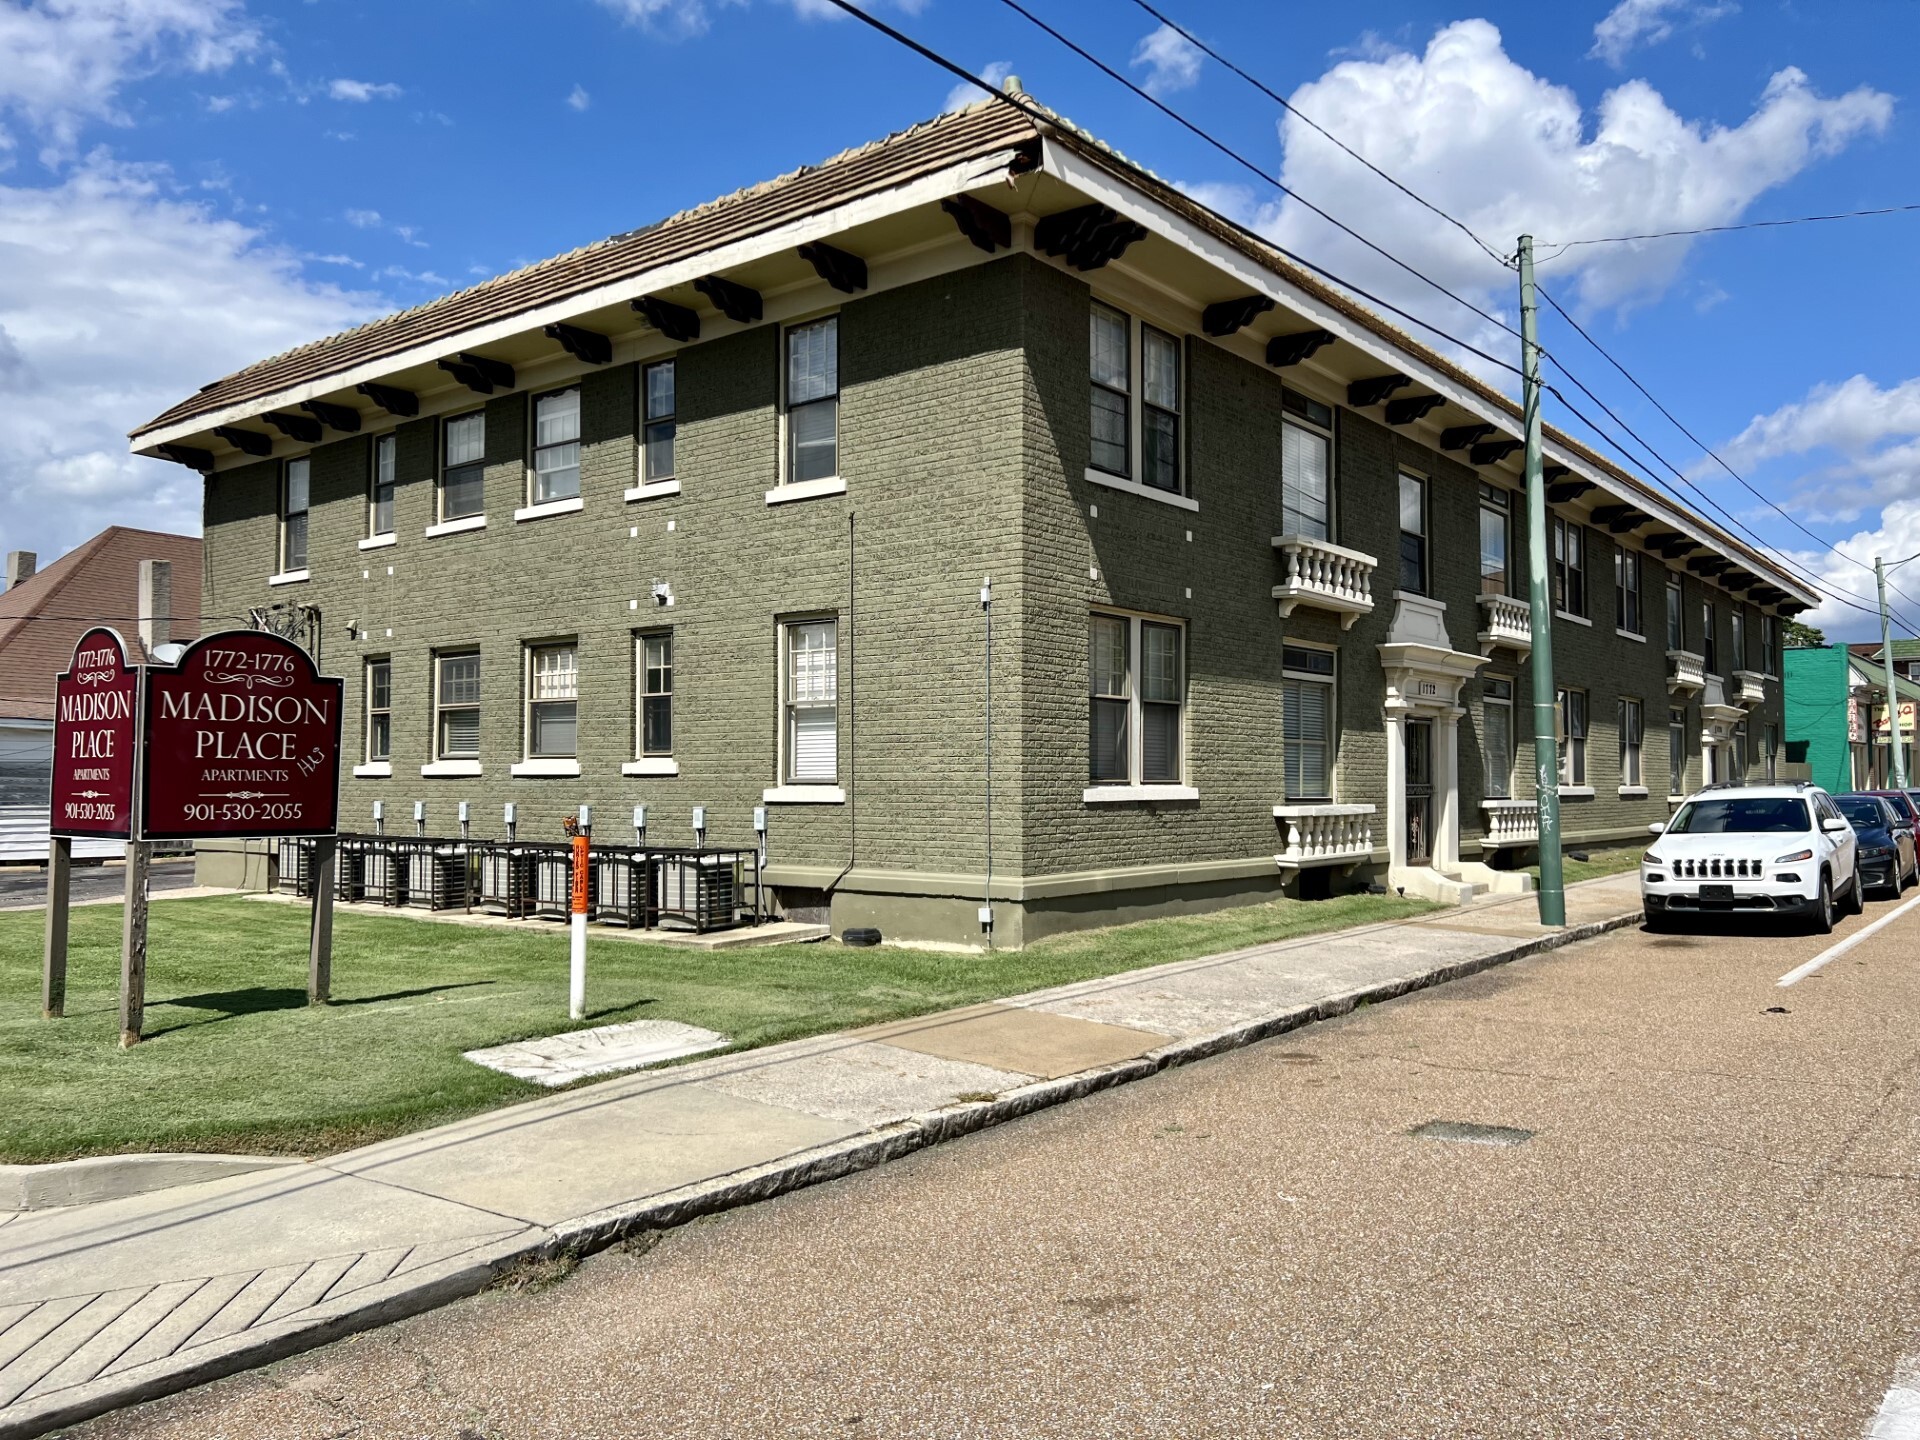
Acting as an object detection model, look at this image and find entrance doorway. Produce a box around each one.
[1405,718,1434,865]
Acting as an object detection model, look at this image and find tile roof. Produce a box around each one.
[0,528,202,722]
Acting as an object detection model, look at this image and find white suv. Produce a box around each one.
[1641,783,1863,934]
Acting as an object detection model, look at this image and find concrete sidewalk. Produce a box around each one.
[0,873,1641,1438]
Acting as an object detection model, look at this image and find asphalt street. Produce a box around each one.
[0,857,199,910]
[78,893,1920,1439]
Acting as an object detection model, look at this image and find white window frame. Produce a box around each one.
[1666,574,1685,651]
[1397,469,1428,596]
[1668,705,1687,796]
[524,641,579,761]
[1731,605,1747,672]
[433,650,481,763]
[1083,298,1197,511]
[778,315,840,496]
[1281,391,1335,542]
[438,410,487,525]
[369,434,396,540]
[528,386,582,508]
[279,457,310,576]
[1702,600,1718,673]
[1762,615,1778,677]
[1086,609,1191,800]
[637,630,672,759]
[1619,696,1644,789]
[1552,516,1586,618]
[1282,643,1337,802]
[1616,545,1642,636]
[642,359,676,484]
[365,657,392,766]
[1557,686,1588,787]
[780,617,839,787]
[1482,674,1513,799]
[1478,484,1510,597]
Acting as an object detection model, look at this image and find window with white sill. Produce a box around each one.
[1557,686,1587,786]
[783,619,837,783]
[1089,612,1185,788]
[1619,696,1643,788]
[526,643,578,759]
[637,631,672,758]
[1552,516,1585,617]
[1088,302,1185,498]
[1616,545,1642,635]
[365,658,391,764]
[435,651,480,761]
[642,360,676,484]
[441,412,486,522]
[531,388,581,505]
[280,457,309,573]
[369,434,395,539]
[785,318,838,485]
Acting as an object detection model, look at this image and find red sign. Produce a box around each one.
[50,627,139,840]
[141,630,343,841]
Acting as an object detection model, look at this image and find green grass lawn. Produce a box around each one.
[1527,844,1646,887]
[0,889,1433,1164]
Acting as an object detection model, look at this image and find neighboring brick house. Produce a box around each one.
[129,88,1815,944]
[0,529,201,858]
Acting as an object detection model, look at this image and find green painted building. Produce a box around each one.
[132,89,1816,945]
[1785,643,1920,792]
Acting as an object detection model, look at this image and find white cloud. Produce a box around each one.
[0,0,262,162]
[343,207,381,227]
[327,78,402,102]
[1590,0,1736,70]
[1131,22,1202,98]
[1715,374,1920,524]
[0,153,384,563]
[567,83,591,111]
[1237,21,1890,374]
[593,0,920,40]
[943,60,1014,114]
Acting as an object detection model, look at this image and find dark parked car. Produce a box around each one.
[1865,788,1920,831]
[1837,794,1918,896]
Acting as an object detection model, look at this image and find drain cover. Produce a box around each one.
[1410,1119,1534,1147]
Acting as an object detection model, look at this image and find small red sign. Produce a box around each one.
[141,630,343,841]
[50,626,139,840]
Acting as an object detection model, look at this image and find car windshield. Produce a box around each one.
[1836,797,1887,829]
[1667,797,1810,834]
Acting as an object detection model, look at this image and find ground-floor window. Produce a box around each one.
[1089,611,1186,787]
[527,643,579,759]
[1282,644,1334,801]
[1482,676,1512,798]
[1732,720,1748,783]
[1668,706,1687,794]
[1764,722,1778,781]
[1619,697,1643,788]
[638,631,672,757]
[365,658,391,764]
[783,618,838,784]
[434,651,481,761]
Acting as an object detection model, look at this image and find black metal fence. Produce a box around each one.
[275,835,763,934]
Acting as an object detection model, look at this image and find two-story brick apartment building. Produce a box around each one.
[131,87,1816,946]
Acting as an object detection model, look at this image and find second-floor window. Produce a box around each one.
[370,434,395,538]
[1552,517,1585,616]
[783,619,838,782]
[1479,485,1509,596]
[1616,546,1642,634]
[643,360,676,483]
[532,388,581,505]
[441,413,485,521]
[1702,600,1718,673]
[1089,302,1131,478]
[639,632,672,757]
[280,458,309,573]
[435,651,480,760]
[785,318,838,484]
[1762,614,1778,676]
[527,643,578,758]
[1140,326,1181,494]
[1731,606,1747,671]
[1398,472,1427,595]
[1280,393,1332,540]
[365,658,391,764]
[1666,575,1684,651]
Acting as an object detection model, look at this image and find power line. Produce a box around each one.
[1534,284,1920,615]
[1536,203,1920,262]
[985,0,1527,345]
[1123,0,1512,271]
[814,0,1525,375]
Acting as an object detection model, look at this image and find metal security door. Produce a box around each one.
[1405,719,1434,865]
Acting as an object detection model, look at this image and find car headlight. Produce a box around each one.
[1774,849,1814,863]
[1643,852,1664,866]
[1862,846,1894,861]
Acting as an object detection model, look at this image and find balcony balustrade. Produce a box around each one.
[1272,803,1376,868]
[1667,650,1706,694]
[1732,670,1767,706]
[1272,535,1376,630]
[1476,592,1532,656]
[1480,798,1539,848]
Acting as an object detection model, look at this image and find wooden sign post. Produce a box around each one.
[47,628,141,1023]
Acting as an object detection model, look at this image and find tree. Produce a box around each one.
[1784,617,1827,648]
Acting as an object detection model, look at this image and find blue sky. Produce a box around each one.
[1,0,1915,637]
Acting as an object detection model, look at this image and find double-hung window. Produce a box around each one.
[365,659,391,764]
[785,318,838,484]
[280,458,309,573]
[1764,722,1778,780]
[1616,546,1642,634]
[1140,326,1181,494]
[1732,720,1748,782]
[642,360,676,483]
[1701,601,1718,673]
[1552,517,1585,616]
[1282,646,1335,801]
[1088,613,1186,788]
[1619,697,1644,788]
[783,619,838,783]
[1089,302,1131,477]
[1398,472,1427,595]
[1280,392,1333,540]
[638,632,672,757]
[1483,676,1513,798]
[1668,706,1687,794]
[526,643,578,759]
[435,652,481,761]
[1479,485,1510,595]
[1762,615,1778,676]
[1666,575,1684,651]
[1557,687,1588,786]
[369,435,395,539]
[1731,607,1747,671]
[441,413,486,521]
[531,388,581,505]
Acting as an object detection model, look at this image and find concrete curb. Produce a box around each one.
[0,904,1639,1439]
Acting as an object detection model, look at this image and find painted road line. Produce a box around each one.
[1777,893,1920,987]
[1867,1355,1920,1439]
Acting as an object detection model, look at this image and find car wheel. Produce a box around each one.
[1810,874,1835,935]
[1844,862,1866,915]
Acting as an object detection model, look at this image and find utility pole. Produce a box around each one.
[1520,235,1565,927]
[1877,556,1908,788]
